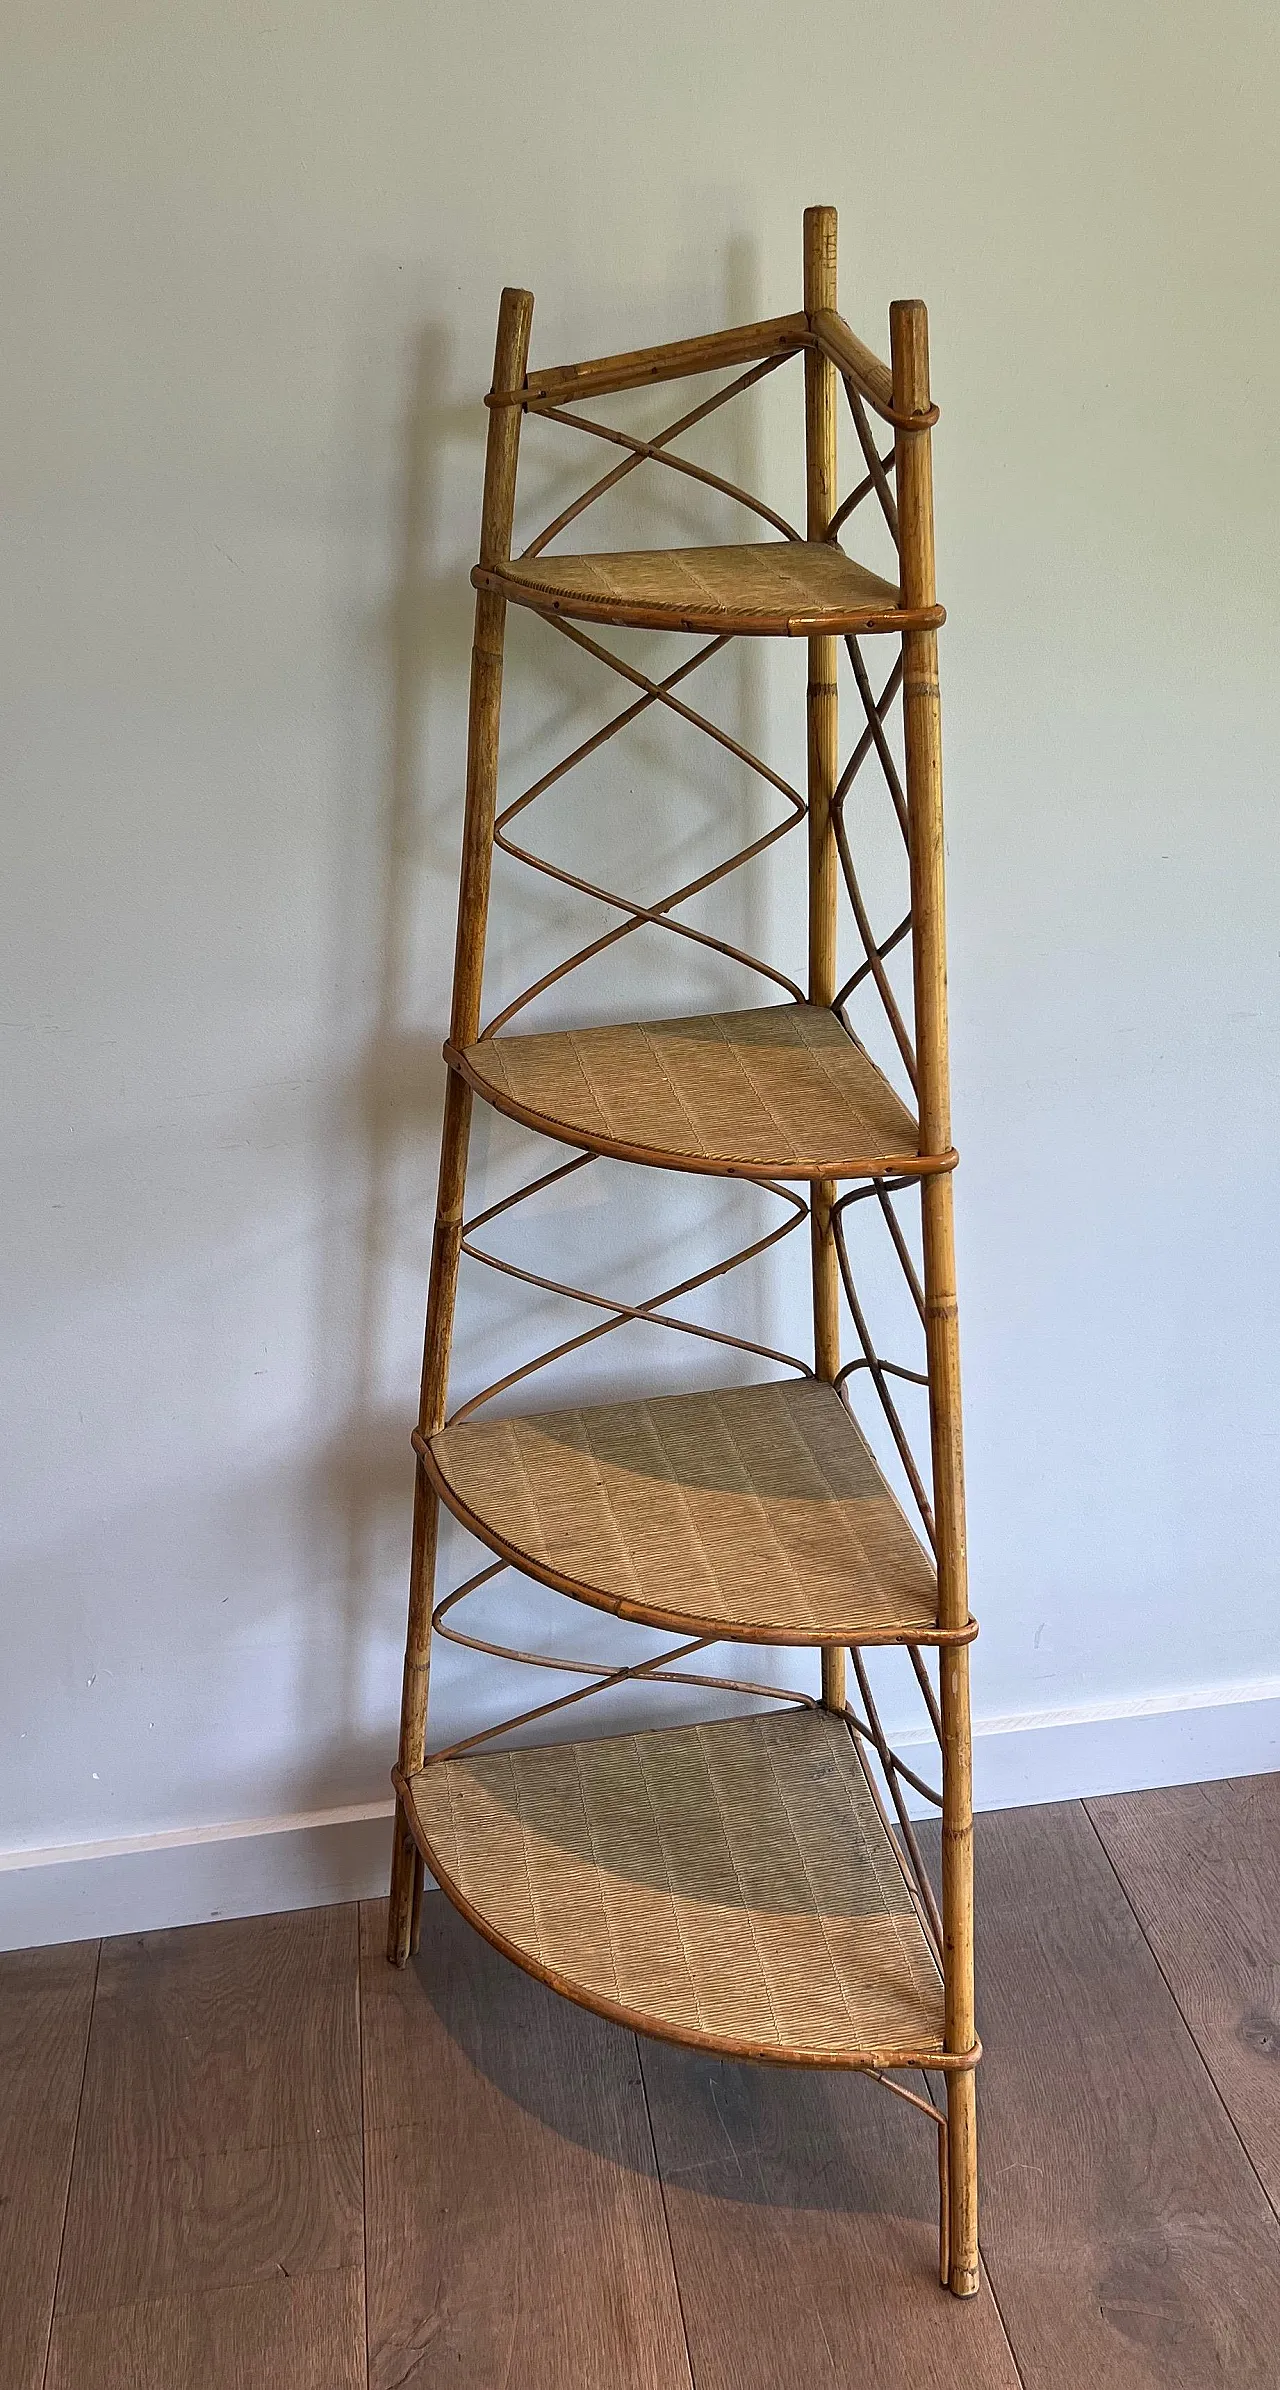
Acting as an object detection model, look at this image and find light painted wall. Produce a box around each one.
[4,1,1279,1941]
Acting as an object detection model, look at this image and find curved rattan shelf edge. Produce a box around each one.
[472,562,945,639]
[415,1429,977,1649]
[395,1761,978,2073]
[445,1044,958,1184]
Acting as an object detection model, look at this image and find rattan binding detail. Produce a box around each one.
[425,1379,955,1645]
[452,1004,955,1183]
[404,1706,949,2067]
[475,541,944,638]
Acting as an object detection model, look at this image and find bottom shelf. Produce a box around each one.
[403,1706,946,2069]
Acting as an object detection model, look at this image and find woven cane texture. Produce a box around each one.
[484,541,918,636]
[458,1003,923,1180]
[407,1707,945,2064]
[429,1379,937,1643]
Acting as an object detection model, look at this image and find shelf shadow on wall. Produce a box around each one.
[311,237,817,1821]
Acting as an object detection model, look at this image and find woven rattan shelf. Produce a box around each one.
[401,1707,947,2068]
[424,1379,952,1645]
[387,208,981,2299]
[476,539,943,638]
[452,1002,949,1181]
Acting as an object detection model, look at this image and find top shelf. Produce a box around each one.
[474,541,944,639]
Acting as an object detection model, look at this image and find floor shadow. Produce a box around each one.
[403,1890,944,2227]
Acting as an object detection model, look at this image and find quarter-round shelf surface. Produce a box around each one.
[425,1379,951,1646]
[451,1003,951,1183]
[474,540,945,637]
[403,1706,948,2068]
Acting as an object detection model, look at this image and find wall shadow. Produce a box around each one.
[310,238,829,1816]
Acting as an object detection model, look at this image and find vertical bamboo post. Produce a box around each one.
[891,295,979,2295]
[804,206,845,1719]
[387,285,534,1966]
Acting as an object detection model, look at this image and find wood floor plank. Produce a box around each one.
[359,1895,693,2390]
[973,1799,1280,2387]
[640,2039,1021,2389]
[74,1902,361,2159]
[0,1938,98,2390]
[49,1905,363,2388]
[46,2272,364,2390]
[55,2130,364,2318]
[1087,1773,1280,2215]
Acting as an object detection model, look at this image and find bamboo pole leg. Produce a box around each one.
[920,1167,977,2289]
[386,1497,441,1962]
[935,2108,951,2289]
[387,1080,473,1966]
[387,284,533,1968]
[803,206,844,1718]
[891,292,979,2289]
[940,1615,978,2293]
[819,1642,845,1713]
[386,1811,419,1959]
[408,1801,426,1951]
[946,2067,979,2296]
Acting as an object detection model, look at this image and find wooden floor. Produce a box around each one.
[4,1776,1280,2388]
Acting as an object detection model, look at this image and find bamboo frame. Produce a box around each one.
[891,295,979,2298]
[386,211,979,2302]
[804,206,844,1721]
[386,284,535,1966]
[514,312,811,407]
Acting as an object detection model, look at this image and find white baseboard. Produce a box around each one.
[0,1803,396,1953]
[968,1682,1280,1811]
[3,1686,1278,1952]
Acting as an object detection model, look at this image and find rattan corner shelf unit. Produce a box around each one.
[388,207,980,2299]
